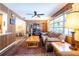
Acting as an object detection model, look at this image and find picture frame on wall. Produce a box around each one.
[10,18,15,25]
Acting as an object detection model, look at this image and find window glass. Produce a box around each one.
[53,15,64,33]
[48,13,73,36]
[64,28,69,35]
[68,29,73,36]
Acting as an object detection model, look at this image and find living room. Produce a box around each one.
[0,2,79,56]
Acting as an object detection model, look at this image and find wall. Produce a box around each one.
[16,17,26,34]
[71,4,79,41]
[65,3,79,41]
[0,4,15,34]
[0,3,26,34]
[26,20,48,32]
[0,3,26,50]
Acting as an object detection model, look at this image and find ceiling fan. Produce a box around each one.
[26,11,44,18]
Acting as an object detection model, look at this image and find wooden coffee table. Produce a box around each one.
[26,35,40,48]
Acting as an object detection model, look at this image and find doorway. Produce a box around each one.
[32,23,41,35]
[0,14,2,33]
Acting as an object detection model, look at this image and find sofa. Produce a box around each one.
[41,32,73,53]
[41,32,66,46]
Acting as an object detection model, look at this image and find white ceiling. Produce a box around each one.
[3,3,67,20]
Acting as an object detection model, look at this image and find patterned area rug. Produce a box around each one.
[12,42,54,56]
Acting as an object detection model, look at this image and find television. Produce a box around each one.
[10,18,15,25]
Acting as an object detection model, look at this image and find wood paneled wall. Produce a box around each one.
[0,33,16,50]
[0,3,25,33]
[0,4,15,33]
[0,3,23,50]
[26,20,48,32]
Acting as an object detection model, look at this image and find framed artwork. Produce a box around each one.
[10,18,15,25]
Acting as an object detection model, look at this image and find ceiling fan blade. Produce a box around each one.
[32,15,40,18]
[32,15,35,18]
[37,15,40,18]
[26,13,33,15]
[38,14,44,15]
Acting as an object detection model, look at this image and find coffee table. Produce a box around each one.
[26,35,40,48]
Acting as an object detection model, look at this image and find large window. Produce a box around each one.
[48,20,53,32]
[53,15,64,33]
[48,14,73,36]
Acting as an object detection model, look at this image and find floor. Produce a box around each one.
[2,36,55,56]
[12,41,54,56]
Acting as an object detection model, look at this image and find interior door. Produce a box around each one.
[40,23,46,32]
[0,14,2,33]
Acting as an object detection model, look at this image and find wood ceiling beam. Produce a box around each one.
[51,3,73,17]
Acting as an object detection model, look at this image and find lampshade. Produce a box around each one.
[65,12,79,29]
